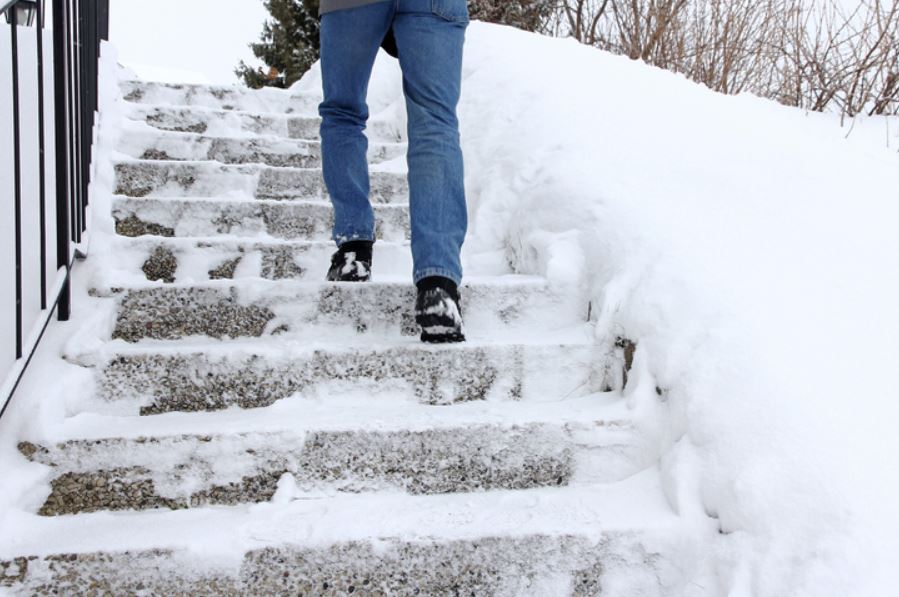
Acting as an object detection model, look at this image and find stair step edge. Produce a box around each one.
[2,474,679,558]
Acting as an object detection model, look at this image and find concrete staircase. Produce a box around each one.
[0,81,688,595]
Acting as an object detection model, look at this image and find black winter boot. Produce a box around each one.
[415,276,466,343]
[326,240,373,282]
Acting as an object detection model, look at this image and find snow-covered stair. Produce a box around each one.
[0,78,690,595]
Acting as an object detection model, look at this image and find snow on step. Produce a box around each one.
[112,197,410,241]
[113,161,408,203]
[128,103,311,137]
[119,80,318,114]
[82,340,599,415]
[125,104,401,142]
[0,535,654,596]
[108,278,577,342]
[92,237,413,288]
[0,474,685,595]
[116,128,405,168]
[19,395,638,515]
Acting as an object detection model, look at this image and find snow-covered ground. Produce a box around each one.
[299,22,899,596]
[449,24,899,597]
[1,20,897,597]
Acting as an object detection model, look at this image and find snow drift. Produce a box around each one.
[294,21,899,597]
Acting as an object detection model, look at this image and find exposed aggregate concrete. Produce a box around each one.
[120,80,316,113]
[143,106,270,135]
[255,166,323,200]
[98,344,544,414]
[0,535,663,596]
[114,214,175,238]
[127,134,402,169]
[208,256,243,280]
[127,103,399,143]
[140,148,178,161]
[113,160,408,203]
[147,108,210,134]
[141,245,178,283]
[110,281,549,341]
[112,198,410,241]
[111,239,316,284]
[22,424,575,514]
[260,244,307,279]
[112,287,277,341]
[206,137,318,168]
[114,162,199,198]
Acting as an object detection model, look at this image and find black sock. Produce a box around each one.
[338,240,373,261]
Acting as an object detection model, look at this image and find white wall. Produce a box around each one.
[1,19,61,395]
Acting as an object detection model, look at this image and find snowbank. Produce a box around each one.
[118,62,215,85]
[328,22,899,597]
[465,23,899,597]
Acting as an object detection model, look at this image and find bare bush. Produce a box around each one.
[544,0,899,116]
[545,0,612,44]
[778,0,899,117]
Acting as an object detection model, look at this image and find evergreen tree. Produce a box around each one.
[468,0,554,33]
[237,0,552,88]
[236,0,320,89]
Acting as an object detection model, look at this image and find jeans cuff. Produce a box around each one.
[333,231,375,246]
[414,267,462,287]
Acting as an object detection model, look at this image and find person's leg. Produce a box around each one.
[391,0,469,287]
[319,2,395,247]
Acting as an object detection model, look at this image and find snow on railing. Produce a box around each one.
[0,0,108,417]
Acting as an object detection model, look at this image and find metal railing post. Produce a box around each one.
[10,8,24,359]
[74,0,86,238]
[36,0,47,310]
[53,0,71,321]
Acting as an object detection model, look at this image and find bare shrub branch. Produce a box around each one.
[544,0,899,116]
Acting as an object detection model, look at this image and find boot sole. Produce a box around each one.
[416,315,465,344]
[420,331,467,344]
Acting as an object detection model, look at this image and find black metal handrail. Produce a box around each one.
[0,0,109,418]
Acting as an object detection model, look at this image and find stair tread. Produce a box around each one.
[126,100,320,118]
[119,80,320,114]
[118,126,404,148]
[88,328,594,355]
[1,471,678,558]
[123,102,402,143]
[105,275,583,343]
[20,395,643,513]
[114,157,405,173]
[112,195,411,241]
[115,130,405,168]
[35,392,628,444]
[112,273,547,289]
[109,235,410,248]
[65,331,598,415]
[112,194,408,207]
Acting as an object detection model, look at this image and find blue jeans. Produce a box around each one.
[319,0,469,286]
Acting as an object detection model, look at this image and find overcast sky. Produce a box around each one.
[109,0,268,84]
